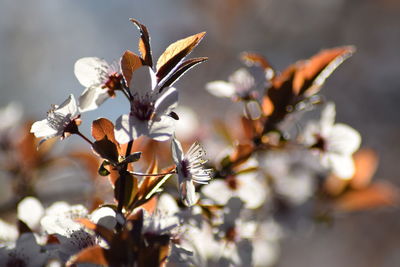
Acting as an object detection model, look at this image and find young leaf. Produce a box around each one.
[119,151,142,165]
[92,118,119,146]
[98,161,111,176]
[240,52,275,80]
[293,46,355,96]
[121,50,143,86]
[114,173,138,209]
[156,32,206,82]
[159,57,208,91]
[130,18,153,67]
[334,183,399,212]
[92,138,119,164]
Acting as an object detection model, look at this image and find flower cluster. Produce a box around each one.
[0,19,397,267]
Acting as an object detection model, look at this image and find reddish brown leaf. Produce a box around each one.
[351,148,379,190]
[159,57,208,91]
[293,46,355,96]
[334,183,399,212]
[115,173,138,209]
[92,118,118,145]
[156,32,206,81]
[230,142,254,168]
[92,138,119,163]
[130,18,153,67]
[121,50,143,86]
[67,245,108,266]
[240,52,275,79]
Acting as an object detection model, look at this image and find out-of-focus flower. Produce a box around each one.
[40,202,116,262]
[171,137,213,207]
[0,219,18,242]
[74,57,123,112]
[206,68,256,100]
[263,151,316,205]
[17,196,45,230]
[252,219,283,267]
[30,95,81,145]
[202,160,268,209]
[115,66,178,143]
[174,106,200,141]
[0,233,52,267]
[302,102,361,179]
[0,102,23,144]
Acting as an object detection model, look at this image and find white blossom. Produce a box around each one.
[206,68,255,99]
[74,57,122,112]
[302,102,361,179]
[171,137,213,207]
[115,66,178,143]
[30,94,80,145]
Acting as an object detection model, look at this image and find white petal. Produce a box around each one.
[18,197,44,230]
[148,115,175,141]
[90,207,116,230]
[302,121,319,146]
[114,114,139,144]
[202,180,232,206]
[174,106,199,140]
[205,81,236,98]
[328,123,361,154]
[320,102,336,136]
[30,119,58,138]
[180,179,197,207]
[55,94,79,117]
[228,68,255,93]
[74,57,109,87]
[129,66,157,96]
[328,153,356,179]
[157,194,180,215]
[171,136,184,164]
[0,219,18,241]
[78,86,109,112]
[237,174,267,209]
[154,87,178,116]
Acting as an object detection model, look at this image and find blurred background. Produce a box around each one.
[0,0,399,266]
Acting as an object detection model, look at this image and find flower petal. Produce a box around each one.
[205,81,236,98]
[129,66,157,96]
[78,86,109,112]
[17,197,44,230]
[74,57,109,87]
[30,119,59,138]
[202,180,232,206]
[114,114,139,144]
[148,115,175,141]
[171,136,184,164]
[180,178,197,207]
[154,87,178,116]
[320,102,336,136]
[56,94,79,117]
[328,153,356,179]
[329,123,361,154]
[237,174,268,209]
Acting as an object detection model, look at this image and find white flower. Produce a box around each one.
[18,197,45,230]
[115,66,178,143]
[206,68,255,99]
[30,94,80,145]
[40,202,116,262]
[0,102,23,140]
[202,159,268,209]
[74,57,122,112]
[0,233,51,267]
[171,137,213,207]
[302,102,361,179]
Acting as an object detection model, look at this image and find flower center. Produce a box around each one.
[311,134,327,152]
[130,94,155,121]
[180,158,191,178]
[102,72,123,97]
[226,175,238,190]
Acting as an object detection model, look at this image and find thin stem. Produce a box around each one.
[116,140,134,231]
[129,170,177,177]
[76,131,94,146]
[121,88,131,101]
